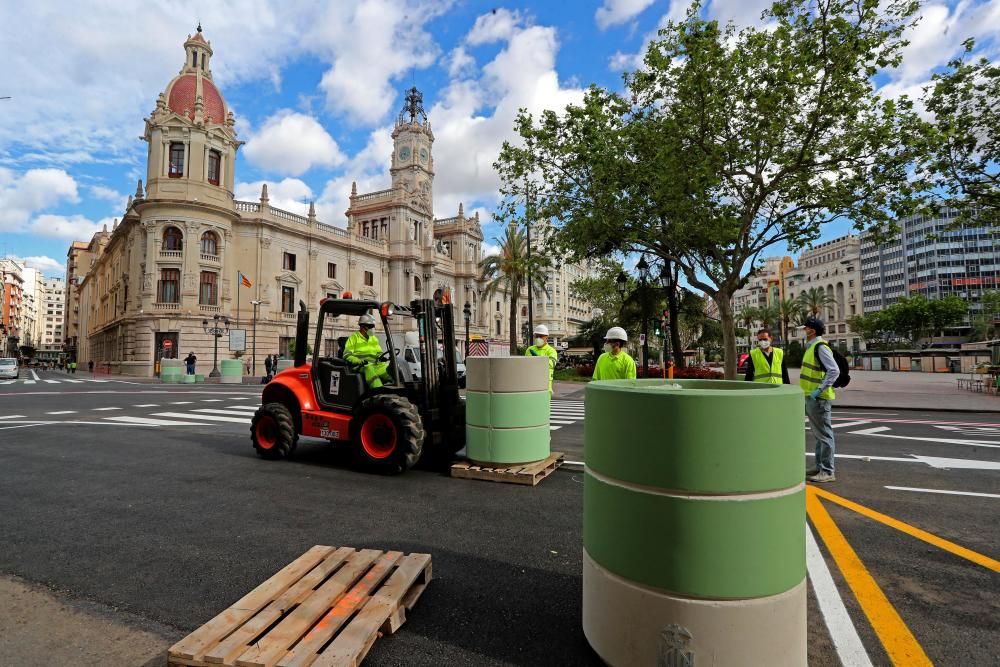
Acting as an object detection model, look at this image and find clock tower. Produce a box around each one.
[390,86,434,209]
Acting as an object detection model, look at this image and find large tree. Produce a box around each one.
[495,0,920,377]
[915,40,1000,228]
[479,224,549,354]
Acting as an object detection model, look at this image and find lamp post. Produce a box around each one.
[250,300,261,378]
[636,254,651,377]
[659,261,675,377]
[462,302,471,357]
[202,313,230,378]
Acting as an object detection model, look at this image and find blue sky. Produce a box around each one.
[1,0,998,277]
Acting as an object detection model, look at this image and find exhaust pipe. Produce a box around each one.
[294,300,309,367]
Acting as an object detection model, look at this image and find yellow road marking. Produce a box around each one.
[806,488,933,666]
[812,486,1000,573]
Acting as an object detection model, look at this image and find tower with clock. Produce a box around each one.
[390,86,434,210]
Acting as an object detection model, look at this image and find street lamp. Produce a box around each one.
[616,271,628,298]
[250,300,261,378]
[635,255,651,377]
[462,302,471,356]
[659,261,675,376]
[202,313,230,378]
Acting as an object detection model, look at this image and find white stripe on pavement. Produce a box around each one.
[0,415,27,420]
[103,416,213,426]
[191,408,259,417]
[134,404,159,407]
[30,369,39,381]
[806,525,873,667]
[550,419,576,425]
[24,380,36,385]
[64,379,83,383]
[201,399,223,402]
[152,412,250,424]
[92,407,122,411]
[43,379,60,384]
[0,380,13,384]
[169,401,193,405]
[849,428,1000,450]
[848,426,890,435]
[46,411,77,415]
[220,405,258,412]
[831,421,871,429]
[550,426,561,431]
[885,486,1000,499]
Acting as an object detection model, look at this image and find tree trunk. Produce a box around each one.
[509,291,519,356]
[667,286,684,368]
[716,293,738,380]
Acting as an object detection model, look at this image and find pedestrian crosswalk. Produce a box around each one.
[0,377,129,385]
[550,400,585,431]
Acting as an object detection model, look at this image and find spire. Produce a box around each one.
[260,183,269,204]
[308,201,316,221]
[135,179,144,199]
[127,194,133,209]
[458,202,464,218]
[351,181,357,197]
[398,86,427,125]
[197,21,202,33]
[112,218,118,230]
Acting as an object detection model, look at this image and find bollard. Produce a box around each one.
[160,359,183,384]
[219,359,243,384]
[583,379,806,666]
[465,357,550,465]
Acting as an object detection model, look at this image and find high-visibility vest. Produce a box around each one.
[799,340,836,400]
[525,344,558,392]
[750,347,783,384]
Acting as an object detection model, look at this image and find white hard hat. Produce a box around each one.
[533,324,549,336]
[359,314,376,327]
[604,326,628,342]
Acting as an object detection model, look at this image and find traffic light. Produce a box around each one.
[653,320,662,337]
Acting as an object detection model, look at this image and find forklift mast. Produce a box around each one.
[411,298,461,415]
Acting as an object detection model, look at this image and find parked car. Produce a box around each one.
[737,353,750,374]
[0,358,19,380]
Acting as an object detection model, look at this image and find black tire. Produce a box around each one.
[251,402,298,460]
[351,394,425,474]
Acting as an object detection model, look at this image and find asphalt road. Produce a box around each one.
[1,370,998,666]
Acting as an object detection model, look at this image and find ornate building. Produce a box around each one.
[70,28,588,376]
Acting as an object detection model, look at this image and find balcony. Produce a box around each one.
[280,312,297,321]
[200,304,221,313]
[160,250,183,259]
[153,302,180,310]
[200,253,220,263]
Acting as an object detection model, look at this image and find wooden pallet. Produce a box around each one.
[168,545,431,667]
[450,452,565,486]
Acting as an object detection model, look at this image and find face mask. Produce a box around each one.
[758,340,770,349]
[604,343,615,354]
[534,337,545,347]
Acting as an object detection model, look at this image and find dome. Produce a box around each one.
[165,74,227,124]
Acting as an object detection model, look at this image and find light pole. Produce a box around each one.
[462,302,471,357]
[202,313,230,378]
[636,254,651,377]
[250,300,260,378]
[658,261,675,376]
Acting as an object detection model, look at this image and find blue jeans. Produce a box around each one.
[186,363,195,375]
[805,397,835,474]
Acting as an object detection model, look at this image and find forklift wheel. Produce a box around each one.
[251,402,298,460]
[352,395,425,474]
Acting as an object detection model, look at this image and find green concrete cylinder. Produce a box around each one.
[583,379,806,666]
[160,359,182,384]
[182,374,195,384]
[219,359,243,385]
[465,357,550,465]
[195,374,205,383]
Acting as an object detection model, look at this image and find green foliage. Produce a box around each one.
[479,224,550,354]
[777,298,804,341]
[287,341,313,357]
[914,40,1000,228]
[970,290,1000,341]
[796,287,838,318]
[494,0,921,378]
[785,340,804,368]
[852,295,969,346]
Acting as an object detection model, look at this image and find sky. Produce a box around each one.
[1,0,998,278]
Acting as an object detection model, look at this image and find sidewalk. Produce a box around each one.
[555,370,999,412]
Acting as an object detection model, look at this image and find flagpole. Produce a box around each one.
[236,271,241,329]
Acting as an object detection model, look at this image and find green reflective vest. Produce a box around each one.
[800,340,836,400]
[525,344,558,392]
[592,351,637,381]
[750,347,784,384]
[345,331,389,387]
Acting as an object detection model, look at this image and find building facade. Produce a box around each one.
[70,29,590,376]
[1,259,25,356]
[38,277,66,361]
[785,234,862,351]
[861,209,999,333]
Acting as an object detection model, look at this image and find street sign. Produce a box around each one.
[639,334,646,345]
[163,340,173,350]
[229,329,246,352]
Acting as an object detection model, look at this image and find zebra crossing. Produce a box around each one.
[550,400,585,431]
[0,377,132,385]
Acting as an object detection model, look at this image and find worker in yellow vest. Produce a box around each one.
[799,316,839,483]
[744,329,790,384]
[524,324,558,394]
[592,326,637,380]
[344,314,392,388]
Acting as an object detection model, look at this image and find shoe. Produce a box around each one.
[807,471,836,483]
[806,468,819,477]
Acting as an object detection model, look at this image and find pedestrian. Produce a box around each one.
[524,324,558,394]
[745,329,790,384]
[592,327,637,380]
[800,316,839,483]
[70,361,76,374]
[184,351,197,375]
[345,314,391,388]
[88,360,95,374]
[264,354,273,380]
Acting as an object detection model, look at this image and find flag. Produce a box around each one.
[239,272,252,288]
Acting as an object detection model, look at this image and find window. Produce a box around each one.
[414,276,422,293]
[199,272,217,305]
[364,271,374,287]
[496,301,501,312]
[283,252,296,271]
[327,262,337,279]
[201,53,206,70]
[496,320,501,335]
[169,143,185,177]
[200,231,218,256]
[324,339,337,357]
[158,269,180,303]
[282,286,295,313]
[207,150,221,185]
[163,226,183,251]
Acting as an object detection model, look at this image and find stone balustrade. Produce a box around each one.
[352,188,394,203]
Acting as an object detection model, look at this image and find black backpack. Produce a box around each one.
[816,342,851,388]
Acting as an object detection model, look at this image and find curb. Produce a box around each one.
[834,404,995,414]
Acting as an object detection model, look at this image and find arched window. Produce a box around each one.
[207,150,221,186]
[200,231,218,256]
[199,272,218,305]
[414,276,422,294]
[163,226,183,251]
[169,143,185,177]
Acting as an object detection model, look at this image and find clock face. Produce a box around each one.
[419,148,428,163]
[398,146,411,161]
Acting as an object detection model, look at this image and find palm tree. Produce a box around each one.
[776,298,803,343]
[480,224,549,354]
[736,306,760,350]
[796,287,838,319]
[756,304,780,335]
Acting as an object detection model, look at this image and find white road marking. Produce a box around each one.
[30,369,39,381]
[849,428,1000,450]
[0,380,13,384]
[134,404,159,407]
[103,416,213,426]
[848,426,890,435]
[806,525,873,667]
[910,455,1000,470]
[191,408,259,416]
[563,460,584,466]
[46,411,77,415]
[152,412,250,424]
[0,415,27,420]
[0,423,46,431]
[169,401,193,405]
[24,380,36,385]
[201,399,223,402]
[885,486,1000,499]
[92,407,123,411]
[227,396,251,400]
[549,426,561,431]
[64,379,83,383]
[835,411,899,416]
[831,420,871,429]
[43,379,59,384]
[550,419,576,425]
[807,453,917,464]
[220,405,258,412]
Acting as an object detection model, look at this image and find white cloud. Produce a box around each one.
[89,185,126,206]
[26,214,112,241]
[706,0,774,27]
[13,255,65,276]
[467,8,523,45]
[0,168,79,233]
[596,0,657,30]
[244,111,346,176]
[448,47,477,78]
[234,178,314,216]
[607,0,691,70]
